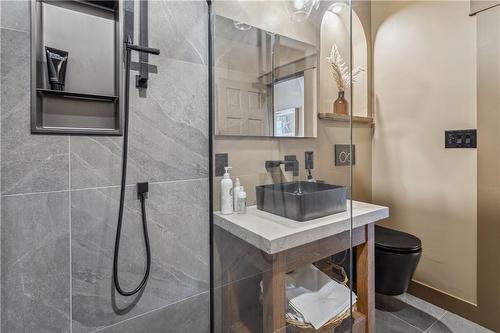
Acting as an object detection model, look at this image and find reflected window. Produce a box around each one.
[274,75,304,137]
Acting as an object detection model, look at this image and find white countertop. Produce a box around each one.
[214,201,389,254]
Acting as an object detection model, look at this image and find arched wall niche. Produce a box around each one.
[319,4,369,117]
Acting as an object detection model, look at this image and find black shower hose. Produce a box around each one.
[113,44,152,297]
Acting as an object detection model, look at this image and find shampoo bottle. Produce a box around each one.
[221,167,233,215]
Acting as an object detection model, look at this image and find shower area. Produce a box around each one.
[1,0,500,332]
[1,0,210,332]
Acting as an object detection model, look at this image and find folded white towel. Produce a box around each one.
[286,265,357,330]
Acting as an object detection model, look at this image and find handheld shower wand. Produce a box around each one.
[113,40,160,297]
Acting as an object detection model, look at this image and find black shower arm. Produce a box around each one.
[125,43,160,56]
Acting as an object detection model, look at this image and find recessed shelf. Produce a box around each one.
[75,1,118,12]
[36,89,118,103]
[318,113,374,124]
[33,89,121,135]
[31,0,122,135]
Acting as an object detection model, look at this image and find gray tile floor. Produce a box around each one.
[375,293,494,333]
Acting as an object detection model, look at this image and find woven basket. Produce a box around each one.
[285,260,355,333]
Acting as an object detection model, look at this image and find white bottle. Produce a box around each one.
[233,178,241,210]
[220,166,233,215]
[236,186,247,214]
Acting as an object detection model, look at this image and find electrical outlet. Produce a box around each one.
[445,129,477,148]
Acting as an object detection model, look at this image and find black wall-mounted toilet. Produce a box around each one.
[375,225,422,295]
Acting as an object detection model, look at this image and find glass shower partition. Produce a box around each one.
[208,1,370,332]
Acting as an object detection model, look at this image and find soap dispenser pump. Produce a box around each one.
[221,166,233,215]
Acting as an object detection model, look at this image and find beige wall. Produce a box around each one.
[372,1,477,303]
[214,122,373,210]
[476,4,500,330]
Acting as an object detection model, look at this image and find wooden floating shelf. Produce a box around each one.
[318,113,374,124]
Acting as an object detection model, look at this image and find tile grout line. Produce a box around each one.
[423,311,448,333]
[215,269,265,290]
[0,177,210,198]
[89,290,210,333]
[389,294,448,333]
[0,26,30,35]
[69,137,73,333]
[0,188,70,198]
[386,311,426,332]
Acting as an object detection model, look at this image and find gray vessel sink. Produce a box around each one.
[256,181,347,222]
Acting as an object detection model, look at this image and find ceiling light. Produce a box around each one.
[330,3,345,14]
[287,0,320,22]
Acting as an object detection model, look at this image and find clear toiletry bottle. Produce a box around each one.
[233,178,241,211]
[220,166,233,215]
[236,186,247,214]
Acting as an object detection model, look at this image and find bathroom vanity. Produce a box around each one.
[214,201,389,333]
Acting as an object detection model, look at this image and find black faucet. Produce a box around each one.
[265,157,299,177]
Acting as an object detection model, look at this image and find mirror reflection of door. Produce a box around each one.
[213,14,318,138]
[217,79,271,136]
[214,15,273,136]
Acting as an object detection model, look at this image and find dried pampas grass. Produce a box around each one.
[326,44,365,91]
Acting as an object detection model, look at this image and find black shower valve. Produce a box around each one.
[136,74,148,88]
[137,182,149,198]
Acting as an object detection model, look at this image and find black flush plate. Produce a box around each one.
[445,129,477,148]
[335,144,355,166]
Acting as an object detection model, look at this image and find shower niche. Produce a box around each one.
[31,0,122,135]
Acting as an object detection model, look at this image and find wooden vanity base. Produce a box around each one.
[223,223,375,333]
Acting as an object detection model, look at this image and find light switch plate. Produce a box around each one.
[215,153,228,177]
[445,129,477,148]
[284,155,297,172]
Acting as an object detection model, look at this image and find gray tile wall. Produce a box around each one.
[0,1,209,332]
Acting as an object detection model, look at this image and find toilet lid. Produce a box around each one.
[375,225,422,252]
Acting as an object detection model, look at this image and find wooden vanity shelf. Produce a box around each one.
[318,113,374,124]
[229,311,366,333]
[339,311,367,333]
